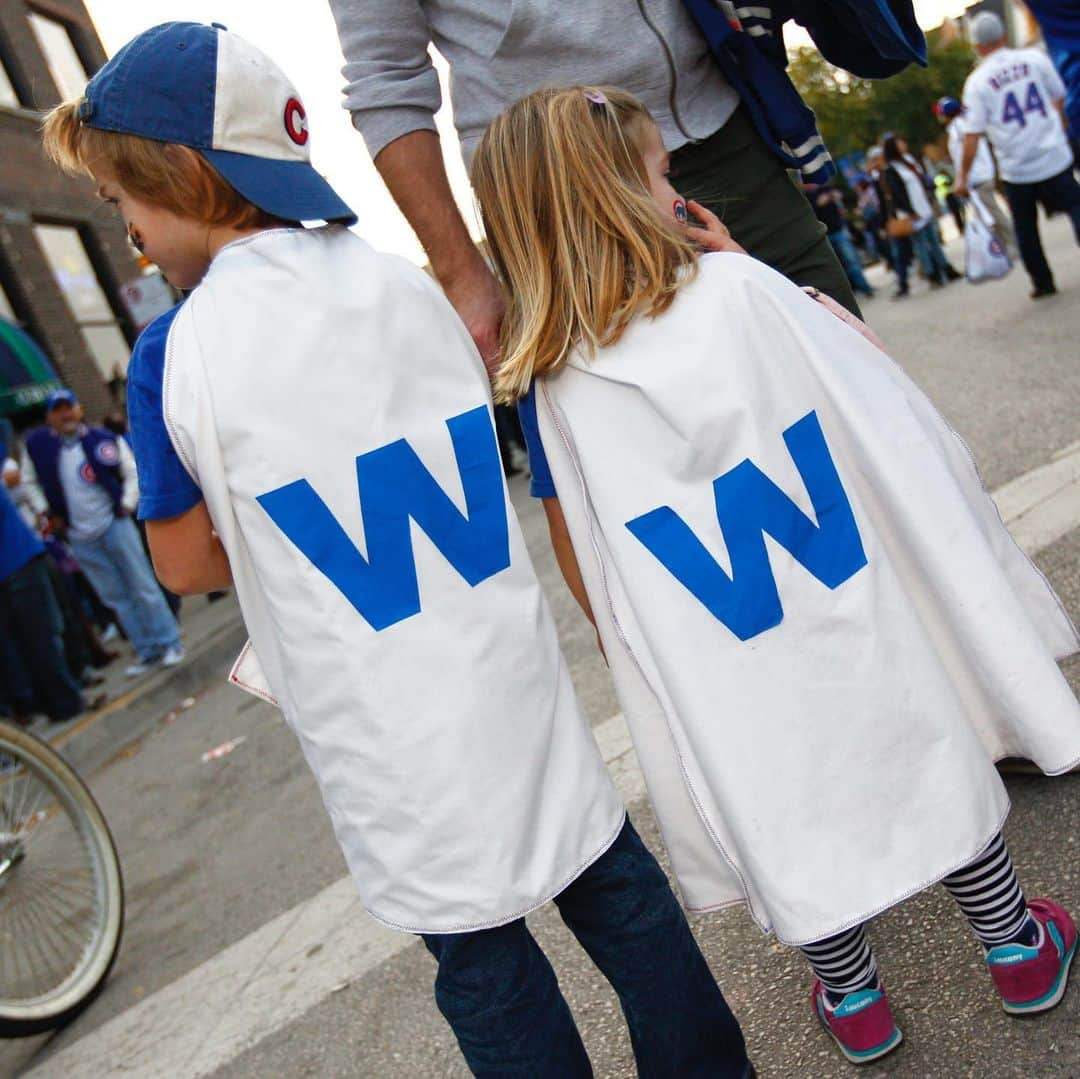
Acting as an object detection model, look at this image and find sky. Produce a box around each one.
[84,1,976,265]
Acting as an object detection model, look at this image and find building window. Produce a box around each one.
[0,57,18,108]
[33,224,129,379]
[27,12,89,101]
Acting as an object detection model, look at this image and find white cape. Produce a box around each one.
[534,252,1080,945]
[160,227,624,933]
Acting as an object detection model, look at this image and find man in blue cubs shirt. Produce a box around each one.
[23,390,183,677]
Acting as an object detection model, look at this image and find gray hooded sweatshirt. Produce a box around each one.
[330,0,738,167]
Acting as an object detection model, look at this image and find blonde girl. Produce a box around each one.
[472,86,1080,1066]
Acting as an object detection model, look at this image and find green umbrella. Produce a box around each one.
[0,318,62,417]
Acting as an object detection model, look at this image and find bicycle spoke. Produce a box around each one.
[6,872,86,995]
[0,725,122,1028]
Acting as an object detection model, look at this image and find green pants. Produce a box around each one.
[669,106,860,318]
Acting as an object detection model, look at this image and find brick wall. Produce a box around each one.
[0,0,142,424]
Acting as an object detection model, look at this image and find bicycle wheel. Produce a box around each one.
[0,723,124,1037]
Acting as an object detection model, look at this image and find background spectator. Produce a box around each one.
[22,390,184,677]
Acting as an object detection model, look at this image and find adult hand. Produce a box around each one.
[684,200,747,254]
[954,176,970,198]
[441,259,506,379]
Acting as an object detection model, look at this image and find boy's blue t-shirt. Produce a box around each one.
[125,303,204,521]
[518,386,556,499]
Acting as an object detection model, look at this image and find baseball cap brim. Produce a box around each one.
[202,148,356,226]
[46,389,78,410]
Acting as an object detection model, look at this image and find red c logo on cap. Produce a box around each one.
[284,98,308,146]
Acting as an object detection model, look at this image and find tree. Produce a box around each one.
[788,33,977,161]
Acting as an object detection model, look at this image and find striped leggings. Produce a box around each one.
[802,834,1029,996]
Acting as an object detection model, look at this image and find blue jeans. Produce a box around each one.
[422,818,749,1078]
[890,234,913,290]
[0,555,83,720]
[1002,165,1080,290]
[911,222,951,282]
[827,228,872,294]
[70,516,180,662]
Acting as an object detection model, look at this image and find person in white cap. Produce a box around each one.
[41,22,753,1078]
[957,10,1080,297]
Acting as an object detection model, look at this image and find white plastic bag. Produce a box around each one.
[964,192,1012,283]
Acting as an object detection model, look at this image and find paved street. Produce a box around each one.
[3,216,1080,1079]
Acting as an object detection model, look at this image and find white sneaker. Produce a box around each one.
[125,660,152,677]
[101,623,120,643]
[160,645,186,668]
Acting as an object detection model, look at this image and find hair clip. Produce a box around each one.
[583,89,608,106]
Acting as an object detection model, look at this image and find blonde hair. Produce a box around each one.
[42,98,281,230]
[471,86,698,402]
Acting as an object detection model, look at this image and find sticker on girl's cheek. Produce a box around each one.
[127,223,145,253]
[674,200,688,223]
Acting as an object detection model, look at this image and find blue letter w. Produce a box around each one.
[257,405,510,631]
[625,411,866,641]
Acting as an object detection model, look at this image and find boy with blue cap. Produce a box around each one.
[933,95,1015,256]
[42,23,752,1077]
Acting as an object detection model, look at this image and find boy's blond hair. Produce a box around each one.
[42,99,280,230]
[471,86,698,403]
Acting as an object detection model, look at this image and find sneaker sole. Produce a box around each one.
[816,998,904,1064]
[1001,938,1077,1015]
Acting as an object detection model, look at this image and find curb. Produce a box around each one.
[48,614,248,779]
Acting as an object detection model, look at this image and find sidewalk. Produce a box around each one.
[31,592,246,778]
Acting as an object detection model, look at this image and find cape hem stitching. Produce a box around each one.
[358,810,628,936]
[764,801,1014,948]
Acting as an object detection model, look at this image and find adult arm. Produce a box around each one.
[146,502,232,595]
[375,131,504,373]
[958,80,990,197]
[117,436,139,516]
[955,133,981,197]
[329,0,503,373]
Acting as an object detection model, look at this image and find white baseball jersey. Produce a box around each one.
[947,114,996,188]
[963,46,1072,183]
[532,253,1080,945]
[134,226,624,933]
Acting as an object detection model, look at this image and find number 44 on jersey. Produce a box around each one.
[1002,81,1047,127]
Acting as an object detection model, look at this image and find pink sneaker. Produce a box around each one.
[811,979,903,1064]
[986,898,1078,1014]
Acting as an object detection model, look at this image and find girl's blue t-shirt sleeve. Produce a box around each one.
[126,304,203,521]
[517,386,557,499]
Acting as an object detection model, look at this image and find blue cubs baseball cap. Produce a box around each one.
[46,389,78,411]
[77,22,355,226]
[934,97,963,119]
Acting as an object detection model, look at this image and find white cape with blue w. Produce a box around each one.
[534,252,1080,945]
[156,227,624,934]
